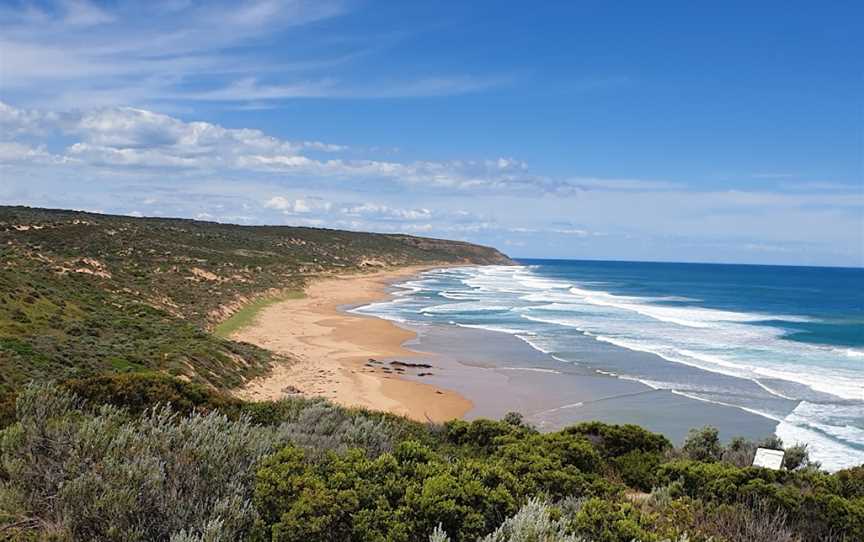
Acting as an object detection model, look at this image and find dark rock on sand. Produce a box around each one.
[390,360,433,369]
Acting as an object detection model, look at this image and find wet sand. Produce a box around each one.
[394,324,778,444]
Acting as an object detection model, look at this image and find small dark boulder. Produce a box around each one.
[390,360,433,369]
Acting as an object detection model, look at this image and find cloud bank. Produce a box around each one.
[1,100,861,266]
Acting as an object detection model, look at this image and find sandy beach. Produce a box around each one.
[231,266,473,422]
[231,264,778,445]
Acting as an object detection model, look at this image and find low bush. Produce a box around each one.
[252,441,521,542]
[2,378,858,542]
[645,494,802,542]
[443,418,533,455]
[478,498,585,542]
[657,459,864,541]
[267,398,398,458]
[680,426,722,462]
[566,422,671,458]
[62,372,243,417]
[567,497,659,542]
[835,465,864,499]
[60,374,420,459]
[491,431,608,500]
[611,450,663,492]
[782,443,813,470]
[0,382,291,541]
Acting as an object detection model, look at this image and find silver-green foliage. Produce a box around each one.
[0,382,290,541]
[279,398,395,458]
[428,524,452,542]
[428,499,697,542]
[479,498,586,542]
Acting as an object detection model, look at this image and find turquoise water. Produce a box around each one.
[353,260,864,470]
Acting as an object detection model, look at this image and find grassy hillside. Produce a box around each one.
[0,206,512,397]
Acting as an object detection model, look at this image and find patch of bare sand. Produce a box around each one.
[232,266,472,422]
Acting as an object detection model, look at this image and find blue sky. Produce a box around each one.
[0,0,861,266]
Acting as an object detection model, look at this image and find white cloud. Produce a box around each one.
[0,101,58,135]
[562,177,680,191]
[0,101,556,192]
[0,142,53,162]
[0,1,505,108]
[0,100,860,266]
[264,196,332,214]
[343,203,433,220]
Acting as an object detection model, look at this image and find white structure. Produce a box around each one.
[752,448,785,470]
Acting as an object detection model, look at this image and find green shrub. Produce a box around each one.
[270,399,398,458]
[721,436,758,467]
[0,382,291,541]
[657,459,864,541]
[502,411,529,428]
[252,441,520,542]
[568,497,657,542]
[60,374,417,460]
[644,495,801,542]
[782,443,813,471]
[491,432,607,500]
[681,426,722,462]
[0,376,858,542]
[443,418,532,455]
[835,465,864,499]
[565,422,671,458]
[62,372,242,417]
[612,450,663,492]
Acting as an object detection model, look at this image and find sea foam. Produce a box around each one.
[353,263,864,470]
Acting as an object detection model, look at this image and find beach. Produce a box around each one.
[231,265,473,422]
[230,261,864,469]
[396,324,777,444]
[231,263,777,442]
[349,262,864,469]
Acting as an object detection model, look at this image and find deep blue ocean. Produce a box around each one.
[354,259,864,470]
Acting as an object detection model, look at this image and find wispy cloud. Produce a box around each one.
[179,75,509,103]
[750,172,799,179]
[0,0,507,108]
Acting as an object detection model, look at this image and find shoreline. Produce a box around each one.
[231,265,473,422]
[229,263,779,449]
[393,323,779,445]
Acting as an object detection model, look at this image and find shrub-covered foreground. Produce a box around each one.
[1,377,862,541]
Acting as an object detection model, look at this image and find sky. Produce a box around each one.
[0,0,862,266]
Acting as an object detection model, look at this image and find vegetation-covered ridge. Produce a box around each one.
[1,374,861,542]
[0,205,513,398]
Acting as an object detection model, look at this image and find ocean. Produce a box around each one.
[353,259,864,471]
